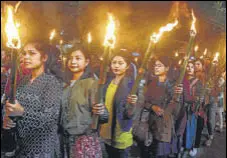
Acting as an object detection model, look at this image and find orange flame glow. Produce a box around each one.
[178,60,182,65]
[203,48,207,55]
[150,19,178,43]
[213,52,220,62]
[175,52,179,57]
[49,29,56,41]
[88,32,92,43]
[5,5,21,49]
[103,13,116,48]
[194,45,199,52]
[59,40,63,45]
[14,1,22,13]
[190,9,196,34]
[200,56,204,59]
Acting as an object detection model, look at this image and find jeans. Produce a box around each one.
[194,116,204,148]
[207,96,217,136]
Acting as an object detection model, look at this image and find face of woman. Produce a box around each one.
[186,63,194,76]
[111,56,128,76]
[23,44,47,70]
[154,60,169,76]
[194,60,203,72]
[67,50,89,73]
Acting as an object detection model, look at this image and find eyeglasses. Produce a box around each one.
[154,64,164,68]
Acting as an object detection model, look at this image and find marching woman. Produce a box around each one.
[143,56,183,158]
[60,44,109,158]
[3,41,63,157]
[181,61,203,157]
[99,51,138,158]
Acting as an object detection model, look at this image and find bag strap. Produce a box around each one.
[139,108,145,121]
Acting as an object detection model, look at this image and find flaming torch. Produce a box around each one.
[91,13,116,129]
[2,4,21,153]
[5,5,21,104]
[87,32,92,52]
[129,19,178,95]
[173,9,197,102]
[49,29,56,45]
[203,48,207,56]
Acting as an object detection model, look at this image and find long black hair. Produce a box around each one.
[23,40,63,81]
[64,43,94,84]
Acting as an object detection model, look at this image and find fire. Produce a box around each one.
[103,13,116,48]
[178,60,182,65]
[5,5,21,49]
[203,48,207,55]
[49,29,56,41]
[200,56,204,59]
[15,1,22,13]
[88,32,92,43]
[59,40,63,45]
[194,45,198,52]
[150,19,178,43]
[213,52,220,62]
[190,9,197,34]
[175,52,179,57]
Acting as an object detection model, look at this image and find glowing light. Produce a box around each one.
[150,19,178,43]
[103,13,116,48]
[49,29,56,41]
[5,5,21,49]
[190,9,197,34]
[88,32,92,43]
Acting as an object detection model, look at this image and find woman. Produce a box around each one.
[188,58,207,156]
[99,51,138,158]
[180,61,203,157]
[142,56,183,158]
[3,41,63,157]
[60,44,108,158]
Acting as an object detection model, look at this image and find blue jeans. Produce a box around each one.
[207,96,217,135]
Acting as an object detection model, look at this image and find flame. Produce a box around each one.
[178,60,182,65]
[213,52,220,62]
[49,29,56,41]
[203,48,207,55]
[5,5,21,49]
[15,1,22,13]
[134,57,138,62]
[150,19,178,43]
[175,52,179,57]
[59,40,63,45]
[194,45,199,52]
[200,56,204,59]
[103,13,116,48]
[190,9,197,34]
[88,32,92,43]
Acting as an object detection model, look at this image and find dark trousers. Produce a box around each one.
[105,144,130,158]
[138,141,152,158]
[194,116,204,148]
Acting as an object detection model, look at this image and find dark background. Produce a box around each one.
[1,1,226,59]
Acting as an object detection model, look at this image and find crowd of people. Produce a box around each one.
[1,39,226,158]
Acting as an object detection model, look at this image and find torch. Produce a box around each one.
[2,5,21,153]
[194,44,199,57]
[87,32,92,52]
[49,29,56,45]
[129,19,178,96]
[91,13,116,129]
[172,9,197,102]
